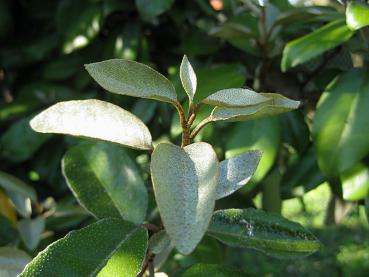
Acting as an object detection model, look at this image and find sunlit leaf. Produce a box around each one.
[180,55,197,103]
[216,150,261,200]
[281,20,353,71]
[30,99,153,150]
[19,218,148,277]
[341,164,369,201]
[202,89,270,107]
[346,2,369,31]
[62,142,148,224]
[207,209,321,258]
[85,59,177,104]
[0,247,31,277]
[151,142,219,254]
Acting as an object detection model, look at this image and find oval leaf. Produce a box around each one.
[346,2,369,31]
[202,88,270,107]
[211,93,300,122]
[0,171,37,202]
[341,164,369,201]
[174,263,246,277]
[151,142,219,254]
[281,19,353,71]
[0,247,31,277]
[85,59,177,104]
[19,218,148,277]
[62,142,148,224]
[216,150,261,200]
[30,99,152,150]
[180,55,197,103]
[312,69,369,176]
[207,209,320,258]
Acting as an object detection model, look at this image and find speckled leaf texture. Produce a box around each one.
[207,209,320,259]
[19,218,148,277]
[211,93,300,122]
[216,150,261,200]
[85,59,177,104]
[202,88,270,107]
[180,55,197,103]
[62,142,148,224]
[151,142,219,254]
[30,99,152,150]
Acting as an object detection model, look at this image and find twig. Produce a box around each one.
[190,117,213,139]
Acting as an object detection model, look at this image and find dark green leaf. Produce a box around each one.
[207,209,320,258]
[312,69,369,176]
[135,0,174,19]
[17,217,45,251]
[346,2,369,31]
[174,263,246,277]
[281,20,353,71]
[0,216,19,246]
[281,110,310,153]
[19,218,148,277]
[62,142,148,224]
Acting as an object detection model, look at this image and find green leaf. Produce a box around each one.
[226,117,281,184]
[202,89,270,107]
[341,164,369,201]
[209,23,256,40]
[346,2,369,31]
[0,247,31,277]
[17,217,45,251]
[173,263,246,277]
[85,59,177,104]
[62,142,148,224]
[207,209,320,258]
[30,99,153,150]
[216,150,261,200]
[281,20,353,72]
[0,171,37,202]
[312,69,369,176]
[211,93,300,122]
[19,218,148,277]
[0,116,51,163]
[0,216,19,246]
[149,230,171,255]
[180,55,197,103]
[135,0,175,19]
[151,142,219,254]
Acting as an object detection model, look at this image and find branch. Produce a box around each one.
[190,117,213,139]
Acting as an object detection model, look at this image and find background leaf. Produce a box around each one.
[135,0,175,20]
[346,2,369,31]
[0,247,31,277]
[17,217,45,251]
[62,142,148,224]
[341,164,369,201]
[30,99,153,150]
[173,263,246,277]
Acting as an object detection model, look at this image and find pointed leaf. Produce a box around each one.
[0,247,31,277]
[17,217,45,250]
[202,88,270,107]
[62,142,148,224]
[151,142,219,254]
[19,218,148,277]
[174,263,246,277]
[30,99,152,150]
[216,150,261,200]
[207,209,320,258]
[85,59,177,104]
[281,20,353,71]
[312,69,369,176]
[180,55,197,103]
[211,93,300,122]
[346,2,369,31]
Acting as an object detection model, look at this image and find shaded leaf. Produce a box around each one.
[202,89,270,107]
[30,99,153,150]
[341,164,369,201]
[173,263,246,277]
[0,216,19,246]
[0,191,17,225]
[0,171,37,202]
[281,20,353,71]
[62,142,147,224]
[209,23,256,40]
[312,69,369,176]
[17,217,45,251]
[151,142,219,254]
[85,59,177,104]
[0,247,31,277]
[346,2,369,31]
[149,230,171,255]
[216,150,261,200]
[135,0,175,19]
[19,218,148,277]
[180,55,197,103]
[281,110,310,153]
[207,209,320,258]
[211,93,300,122]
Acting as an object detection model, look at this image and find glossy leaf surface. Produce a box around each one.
[346,2,369,30]
[208,209,320,258]
[62,142,147,224]
[151,142,219,254]
[341,164,369,201]
[30,99,153,150]
[85,59,177,104]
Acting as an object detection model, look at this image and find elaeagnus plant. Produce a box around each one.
[19,55,320,277]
